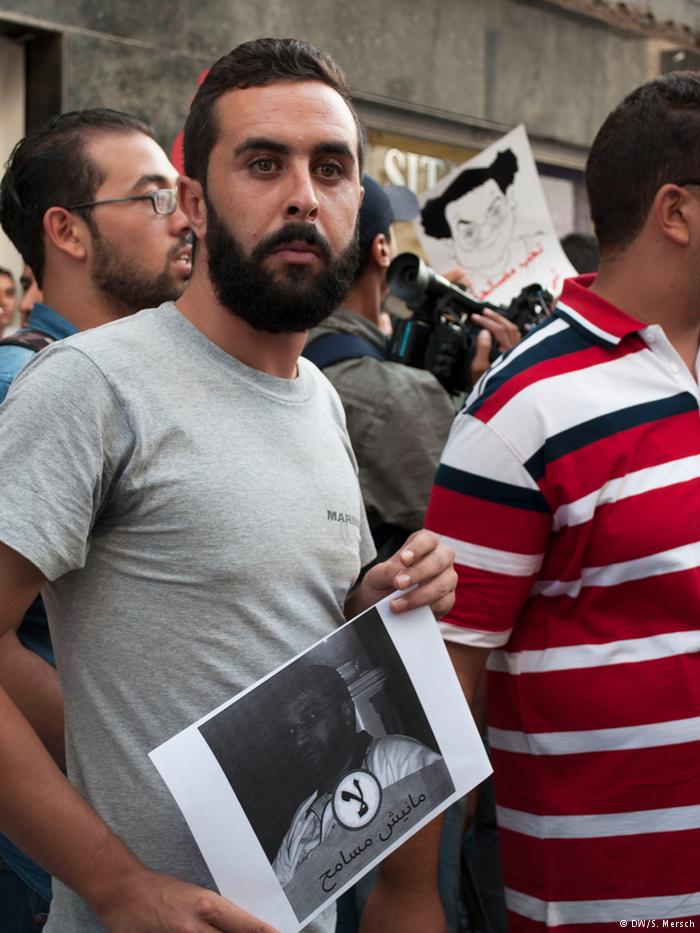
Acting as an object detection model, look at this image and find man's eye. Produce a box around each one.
[316,162,343,179]
[488,198,506,221]
[251,158,276,173]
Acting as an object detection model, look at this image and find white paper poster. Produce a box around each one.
[150,596,491,932]
[416,124,576,305]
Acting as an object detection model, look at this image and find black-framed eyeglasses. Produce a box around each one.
[66,188,178,216]
[676,179,700,188]
[287,704,337,739]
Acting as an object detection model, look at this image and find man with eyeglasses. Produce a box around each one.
[272,663,441,889]
[425,71,700,930]
[0,107,191,933]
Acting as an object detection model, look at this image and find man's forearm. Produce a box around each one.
[445,642,489,732]
[360,817,446,933]
[0,684,144,917]
[0,629,64,768]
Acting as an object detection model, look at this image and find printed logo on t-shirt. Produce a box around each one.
[326,510,360,528]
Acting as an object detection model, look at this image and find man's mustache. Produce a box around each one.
[253,223,333,263]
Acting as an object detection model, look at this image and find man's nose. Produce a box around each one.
[283,166,320,222]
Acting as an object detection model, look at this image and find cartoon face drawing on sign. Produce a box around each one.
[420,147,554,303]
[421,149,520,278]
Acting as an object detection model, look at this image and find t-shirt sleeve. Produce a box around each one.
[425,412,551,648]
[0,344,132,581]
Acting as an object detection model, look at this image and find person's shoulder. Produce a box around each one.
[365,734,441,777]
[63,303,173,358]
[0,342,36,397]
[466,308,585,420]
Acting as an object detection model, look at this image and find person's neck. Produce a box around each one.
[590,250,700,376]
[42,275,131,331]
[316,733,365,795]
[342,271,383,328]
[176,273,305,379]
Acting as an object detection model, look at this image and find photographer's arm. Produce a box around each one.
[0,541,277,933]
[469,309,520,385]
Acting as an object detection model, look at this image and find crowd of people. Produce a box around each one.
[0,33,698,933]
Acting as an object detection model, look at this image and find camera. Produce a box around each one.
[386,253,552,394]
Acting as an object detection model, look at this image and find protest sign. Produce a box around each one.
[151,594,491,931]
[417,124,576,304]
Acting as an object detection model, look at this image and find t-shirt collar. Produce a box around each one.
[555,274,646,348]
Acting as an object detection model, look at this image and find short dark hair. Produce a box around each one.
[184,37,365,188]
[421,149,518,239]
[277,662,353,710]
[586,72,700,254]
[560,232,599,274]
[0,108,154,287]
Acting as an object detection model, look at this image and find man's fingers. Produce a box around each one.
[471,310,520,352]
[393,541,452,591]
[394,530,443,573]
[390,567,458,617]
[204,892,278,932]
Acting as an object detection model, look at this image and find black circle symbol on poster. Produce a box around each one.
[332,769,383,830]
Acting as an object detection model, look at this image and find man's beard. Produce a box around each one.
[204,200,359,333]
[91,232,190,314]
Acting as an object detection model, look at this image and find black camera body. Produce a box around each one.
[386,253,551,394]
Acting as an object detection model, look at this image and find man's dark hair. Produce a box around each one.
[586,72,700,254]
[421,149,518,239]
[276,662,354,711]
[184,37,365,188]
[560,232,599,274]
[0,108,154,287]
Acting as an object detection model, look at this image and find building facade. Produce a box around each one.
[1,0,699,273]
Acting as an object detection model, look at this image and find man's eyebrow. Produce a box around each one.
[234,138,291,157]
[232,138,356,164]
[129,174,174,192]
[312,141,356,164]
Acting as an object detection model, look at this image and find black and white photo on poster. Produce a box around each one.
[200,606,453,919]
[150,596,491,932]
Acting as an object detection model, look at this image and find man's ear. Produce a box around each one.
[42,207,89,262]
[371,232,392,270]
[178,176,207,239]
[340,699,356,728]
[652,183,694,247]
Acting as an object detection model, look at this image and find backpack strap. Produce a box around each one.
[303,333,386,369]
[0,329,55,354]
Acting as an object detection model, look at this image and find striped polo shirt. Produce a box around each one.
[425,275,700,929]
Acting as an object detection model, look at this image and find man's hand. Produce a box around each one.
[469,308,520,385]
[441,268,521,385]
[96,869,278,933]
[345,530,456,619]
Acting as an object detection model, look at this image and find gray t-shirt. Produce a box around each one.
[0,302,375,932]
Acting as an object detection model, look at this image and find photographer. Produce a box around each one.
[305,176,519,560]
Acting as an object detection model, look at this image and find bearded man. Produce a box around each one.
[0,39,456,933]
